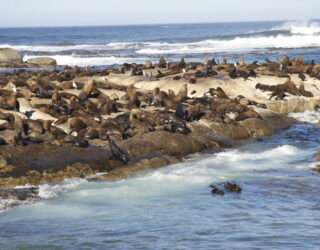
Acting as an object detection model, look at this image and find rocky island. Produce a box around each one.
[0,49,319,203]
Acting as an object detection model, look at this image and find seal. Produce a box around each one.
[106,134,130,163]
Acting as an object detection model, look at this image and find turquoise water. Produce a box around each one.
[1,111,319,249]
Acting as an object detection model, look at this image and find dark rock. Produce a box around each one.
[209,185,225,195]
[0,187,39,200]
[209,182,242,195]
[223,182,242,193]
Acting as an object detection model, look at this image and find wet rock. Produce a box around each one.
[210,182,242,195]
[223,182,242,193]
[0,187,39,200]
[25,57,57,67]
[98,154,179,181]
[209,185,225,195]
[0,144,118,189]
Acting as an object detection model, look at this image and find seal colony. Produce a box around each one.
[1,51,320,206]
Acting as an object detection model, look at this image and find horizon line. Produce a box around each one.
[0,18,314,29]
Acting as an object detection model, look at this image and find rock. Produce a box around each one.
[210,185,225,195]
[98,154,179,181]
[25,57,57,67]
[197,119,250,141]
[0,144,117,189]
[0,187,39,200]
[223,182,242,193]
[56,42,74,46]
[254,107,295,130]
[144,60,153,69]
[119,131,220,158]
[317,121,320,128]
[0,48,22,63]
[159,57,167,68]
[210,182,242,195]
[239,118,273,138]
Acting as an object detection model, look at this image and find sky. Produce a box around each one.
[1,0,319,27]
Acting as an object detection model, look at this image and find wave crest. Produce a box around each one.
[272,20,320,35]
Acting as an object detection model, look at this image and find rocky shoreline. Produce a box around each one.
[0,49,319,205]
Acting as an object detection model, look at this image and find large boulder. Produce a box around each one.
[254,107,296,130]
[239,118,273,138]
[119,131,220,157]
[25,57,57,67]
[0,48,22,63]
[195,119,250,141]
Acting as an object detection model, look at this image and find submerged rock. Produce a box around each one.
[209,185,225,195]
[223,182,242,193]
[210,182,242,195]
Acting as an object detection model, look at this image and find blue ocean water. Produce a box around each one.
[0,111,320,249]
[1,21,320,249]
[1,20,320,67]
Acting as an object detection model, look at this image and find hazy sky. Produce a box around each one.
[1,0,319,27]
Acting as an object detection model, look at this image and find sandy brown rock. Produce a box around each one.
[25,57,57,67]
[239,118,273,138]
[119,131,220,158]
[0,48,22,63]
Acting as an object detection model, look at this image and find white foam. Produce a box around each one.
[80,144,304,201]
[272,20,320,35]
[289,110,320,124]
[0,199,31,212]
[136,34,320,54]
[0,44,107,52]
[23,55,148,67]
[38,178,88,199]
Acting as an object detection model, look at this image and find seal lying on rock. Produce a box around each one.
[255,77,313,100]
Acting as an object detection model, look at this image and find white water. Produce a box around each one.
[22,55,149,67]
[1,21,320,60]
[0,111,319,248]
[273,20,320,35]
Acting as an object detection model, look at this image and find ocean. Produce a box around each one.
[1,20,320,249]
[1,20,320,67]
